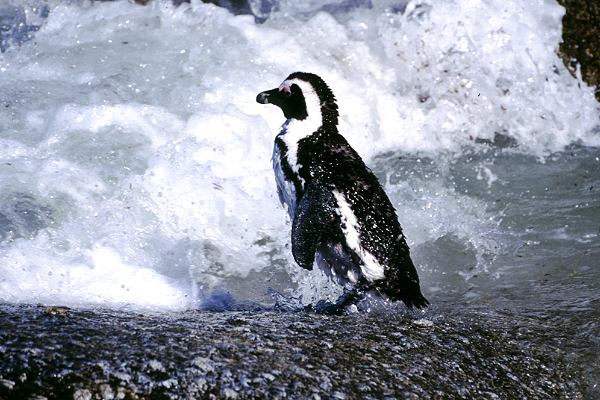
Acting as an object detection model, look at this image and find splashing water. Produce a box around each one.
[0,0,597,317]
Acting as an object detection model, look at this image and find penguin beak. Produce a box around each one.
[256,88,280,104]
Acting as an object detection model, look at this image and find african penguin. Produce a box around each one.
[256,72,429,310]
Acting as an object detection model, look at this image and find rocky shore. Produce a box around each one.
[0,303,583,399]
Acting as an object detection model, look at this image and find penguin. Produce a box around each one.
[256,72,428,311]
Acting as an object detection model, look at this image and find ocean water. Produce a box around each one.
[0,0,598,397]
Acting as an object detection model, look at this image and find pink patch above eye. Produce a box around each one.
[279,83,291,95]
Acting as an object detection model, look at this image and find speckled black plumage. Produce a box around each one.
[257,72,428,309]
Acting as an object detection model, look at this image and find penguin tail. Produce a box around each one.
[402,292,430,309]
[380,282,430,309]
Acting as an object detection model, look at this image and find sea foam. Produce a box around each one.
[0,0,597,310]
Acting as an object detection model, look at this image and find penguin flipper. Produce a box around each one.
[291,183,336,271]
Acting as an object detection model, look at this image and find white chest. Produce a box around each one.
[278,116,321,180]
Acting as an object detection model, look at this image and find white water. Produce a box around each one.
[0,0,598,310]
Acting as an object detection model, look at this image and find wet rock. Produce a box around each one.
[556,0,600,100]
[0,303,584,399]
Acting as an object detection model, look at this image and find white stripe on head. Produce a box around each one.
[280,78,323,127]
[278,78,324,184]
[332,190,385,282]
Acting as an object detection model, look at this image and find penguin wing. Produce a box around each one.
[291,182,337,271]
[272,143,291,206]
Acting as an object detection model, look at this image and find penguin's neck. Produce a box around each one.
[276,117,316,183]
[282,109,321,136]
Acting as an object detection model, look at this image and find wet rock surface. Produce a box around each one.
[556,0,600,100]
[0,303,583,399]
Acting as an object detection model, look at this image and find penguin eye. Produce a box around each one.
[281,87,292,98]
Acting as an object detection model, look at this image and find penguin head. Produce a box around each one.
[256,72,339,127]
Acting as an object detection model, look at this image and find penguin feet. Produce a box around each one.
[305,287,365,315]
[304,300,347,315]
